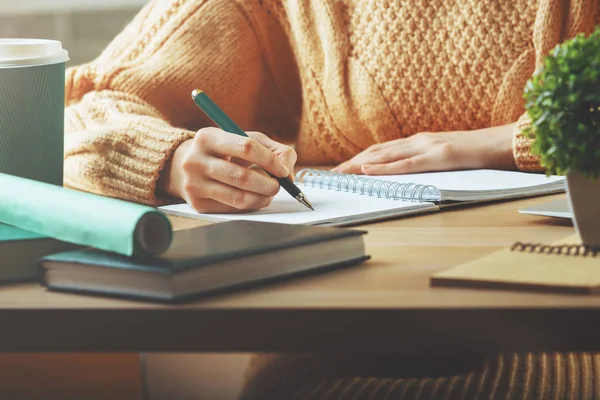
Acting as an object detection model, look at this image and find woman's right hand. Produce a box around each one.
[159,127,297,213]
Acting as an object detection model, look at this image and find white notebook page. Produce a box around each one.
[160,183,436,226]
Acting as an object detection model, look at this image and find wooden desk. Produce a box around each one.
[0,193,595,356]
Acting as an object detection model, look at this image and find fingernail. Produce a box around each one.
[361,164,374,174]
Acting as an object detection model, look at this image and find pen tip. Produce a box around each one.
[297,193,314,211]
[191,89,203,99]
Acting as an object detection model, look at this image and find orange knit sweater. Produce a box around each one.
[63,0,600,205]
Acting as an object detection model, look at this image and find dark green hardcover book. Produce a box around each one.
[0,223,78,283]
[40,220,369,302]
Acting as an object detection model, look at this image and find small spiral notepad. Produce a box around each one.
[160,169,565,226]
[431,235,600,294]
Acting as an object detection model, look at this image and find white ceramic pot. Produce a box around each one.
[566,171,600,247]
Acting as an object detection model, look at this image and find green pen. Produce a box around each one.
[191,89,314,211]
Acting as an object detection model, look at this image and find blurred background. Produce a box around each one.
[0,0,148,66]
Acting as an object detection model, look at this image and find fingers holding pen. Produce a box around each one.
[184,179,274,212]
[199,157,280,197]
[195,128,290,178]
[178,156,276,212]
[175,129,282,212]
[167,127,295,213]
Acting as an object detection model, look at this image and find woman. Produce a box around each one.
[64,0,600,398]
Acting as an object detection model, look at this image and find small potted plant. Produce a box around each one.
[524,27,600,246]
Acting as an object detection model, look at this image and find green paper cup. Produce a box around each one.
[0,39,69,186]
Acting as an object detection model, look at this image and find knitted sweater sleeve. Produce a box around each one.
[512,0,600,172]
[63,0,278,205]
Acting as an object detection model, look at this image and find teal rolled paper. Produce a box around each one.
[0,173,173,257]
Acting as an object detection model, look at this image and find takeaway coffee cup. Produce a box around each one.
[0,39,69,186]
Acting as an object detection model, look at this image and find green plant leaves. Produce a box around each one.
[524,26,600,179]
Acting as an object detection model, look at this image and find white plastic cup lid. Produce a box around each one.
[0,38,69,68]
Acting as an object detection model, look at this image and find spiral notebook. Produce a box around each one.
[159,169,565,226]
[431,235,600,294]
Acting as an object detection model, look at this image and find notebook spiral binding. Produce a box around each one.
[510,241,600,257]
[295,169,441,202]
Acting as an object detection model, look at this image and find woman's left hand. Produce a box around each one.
[332,123,518,175]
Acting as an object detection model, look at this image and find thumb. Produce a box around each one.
[248,131,297,179]
[276,151,296,180]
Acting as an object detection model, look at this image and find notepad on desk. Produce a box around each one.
[431,234,600,294]
[159,169,565,226]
